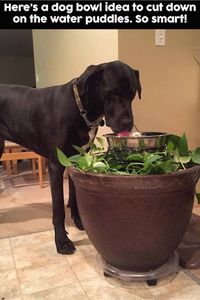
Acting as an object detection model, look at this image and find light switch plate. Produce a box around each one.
[155,30,166,47]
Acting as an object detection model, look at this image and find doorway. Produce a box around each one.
[0,29,36,87]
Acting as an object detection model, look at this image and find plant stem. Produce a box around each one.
[181,162,186,170]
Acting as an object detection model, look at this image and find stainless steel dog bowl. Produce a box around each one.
[104,132,169,151]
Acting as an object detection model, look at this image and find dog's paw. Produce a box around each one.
[73,217,84,231]
[56,235,76,255]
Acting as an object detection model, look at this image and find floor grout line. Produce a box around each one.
[9,238,24,300]
[1,169,200,299]
[183,268,200,285]
[78,275,102,300]
[62,249,91,299]
[9,233,87,298]
[22,281,91,299]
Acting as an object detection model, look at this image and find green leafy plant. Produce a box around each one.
[57,137,109,173]
[57,133,200,201]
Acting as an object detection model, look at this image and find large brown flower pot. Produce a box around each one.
[70,166,200,272]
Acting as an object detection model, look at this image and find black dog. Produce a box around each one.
[0,61,141,254]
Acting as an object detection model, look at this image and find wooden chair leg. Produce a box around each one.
[37,156,43,188]
[12,159,18,174]
[2,142,45,188]
[13,148,22,174]
[5,161,12,175]
[32,159,36,179]
[4,149,12,175]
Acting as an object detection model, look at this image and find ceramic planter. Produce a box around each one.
[70,165,200,272]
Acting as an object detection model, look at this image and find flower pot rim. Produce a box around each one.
[69,165,200,179]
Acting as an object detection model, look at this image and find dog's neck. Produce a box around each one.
[73,78,104,129]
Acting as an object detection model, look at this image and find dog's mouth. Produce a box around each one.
[111,127,132,135]
[111,125,133,134]
[105,114,134,135]
[106,120,133,134]
[116,131,130,137]
[104,107,134,133]
[111,130,133,137]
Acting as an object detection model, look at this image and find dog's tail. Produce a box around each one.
[135,70,142,99]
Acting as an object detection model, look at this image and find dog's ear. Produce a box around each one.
[77,65,101,95]
[135,70,142,99]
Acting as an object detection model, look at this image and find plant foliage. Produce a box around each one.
[57,133,200,201]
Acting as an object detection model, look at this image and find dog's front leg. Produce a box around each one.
[48,160,76,254]
[68,174,84,230]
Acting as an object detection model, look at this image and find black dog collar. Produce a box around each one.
[72,78,104,129]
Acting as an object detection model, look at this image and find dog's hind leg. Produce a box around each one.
[0,139,5,190]
[0,139,4,158]
[68,174,84,230]
[48,160,76,254]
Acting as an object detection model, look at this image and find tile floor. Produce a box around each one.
[2,227,200,300]
[0,228,195,299]
[1,166,200,299]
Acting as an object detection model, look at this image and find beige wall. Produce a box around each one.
[32,30,118,137]
[119,30,200,149]
[32,30,118,87]
[32,30,200,148]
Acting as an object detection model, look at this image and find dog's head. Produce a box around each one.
[77,61,141,133]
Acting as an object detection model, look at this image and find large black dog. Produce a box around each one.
[0,61,141,254]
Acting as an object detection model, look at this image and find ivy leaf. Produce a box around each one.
[72,145,85,155]
[56,148,72,167]
[131,169,138,175]
[96,137,104,149]
[159,160,174,173]
[109,163,125,171]
[178,156,191,164]
[77,155,93,170]
[192,148,200,164]
[93,161,108,172]
[166,134,181,151]
[127,153,144,162]
[144,153,161,168]
[89,142,98,152]
[69,155,82,164]
[174,148,191,164]
[166,140,175,153]
[178,133,189,156]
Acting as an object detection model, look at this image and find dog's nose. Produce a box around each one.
[119,118,133,131]
[105,115,133,133]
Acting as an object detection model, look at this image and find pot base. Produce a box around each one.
[101,252,179,284]
[178,213,200,269]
